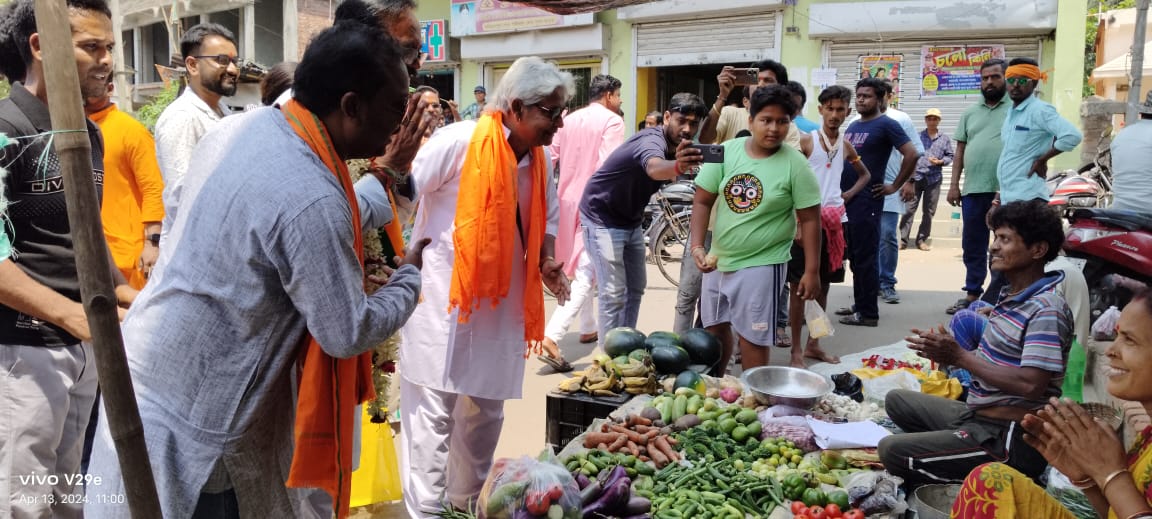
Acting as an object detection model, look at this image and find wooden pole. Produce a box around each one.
[32,0,161,516]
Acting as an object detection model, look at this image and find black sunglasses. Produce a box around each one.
[193,54,240,67]
[531,104,564,122]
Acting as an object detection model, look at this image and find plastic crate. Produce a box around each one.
[545,392,631,450]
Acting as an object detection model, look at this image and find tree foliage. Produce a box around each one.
[133,82,180,131]
[1085,0,1138,96]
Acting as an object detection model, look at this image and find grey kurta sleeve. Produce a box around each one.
[272,194,422,358]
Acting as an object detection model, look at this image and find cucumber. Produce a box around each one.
[685,395,703,415]
[671,394,688,422]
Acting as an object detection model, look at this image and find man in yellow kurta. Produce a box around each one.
[85,85,165,289]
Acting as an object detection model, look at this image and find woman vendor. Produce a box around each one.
[952,288,1152,519]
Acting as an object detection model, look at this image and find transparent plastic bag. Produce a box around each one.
[1045,466,1096,519]
[805,300,834,339]
[860,370,921,404]
[477,452,582,519]
[1092,305,1121,341]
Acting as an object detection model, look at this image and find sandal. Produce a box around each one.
[945,298,974,315]
[775,328,792,348]
[537,354,573,373]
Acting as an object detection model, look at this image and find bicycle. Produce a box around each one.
[646,189,692,287]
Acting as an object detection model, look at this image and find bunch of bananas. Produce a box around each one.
[555,356,658,396]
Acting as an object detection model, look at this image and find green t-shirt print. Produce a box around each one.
[696,137,822,272]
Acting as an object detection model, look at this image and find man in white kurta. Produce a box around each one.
[399,119,559,517]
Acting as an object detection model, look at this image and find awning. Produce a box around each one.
[503,0,655,15]
[1092,41,1152,80]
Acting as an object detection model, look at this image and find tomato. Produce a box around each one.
[824,504,842,518]
[843,510,865,519]
[808,505,827,519]
[791,501,809,514]
[793,513,811,519]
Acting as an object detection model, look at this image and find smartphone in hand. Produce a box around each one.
[730,67,758,86]
[687,143,725,163]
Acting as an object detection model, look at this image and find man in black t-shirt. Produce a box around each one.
[579,93,706,342]
[0,0,137,515]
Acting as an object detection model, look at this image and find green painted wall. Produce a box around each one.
[778,0,824,122]
[602,9,635,131]
[1050,0,1089,170]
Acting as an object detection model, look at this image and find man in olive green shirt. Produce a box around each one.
[945,59,1008,315]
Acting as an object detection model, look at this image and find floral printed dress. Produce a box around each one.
[951,426,1152,518]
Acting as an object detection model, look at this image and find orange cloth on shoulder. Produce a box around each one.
[280,99,374,519]
[447,112,548,347]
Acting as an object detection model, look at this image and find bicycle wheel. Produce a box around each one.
[651,212,690,286]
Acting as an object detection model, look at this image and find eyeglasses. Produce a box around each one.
[1005,77,1032,86]
[193,54,240,67]
[531,104,564,122]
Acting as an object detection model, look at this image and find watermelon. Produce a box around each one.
[645,330,682,352]
[674,370,706,393]
[628,348,652,363]
[651,345,691,375]
[680,328,723,367]
[603,327,647,357]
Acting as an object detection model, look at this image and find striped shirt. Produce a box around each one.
[967,271,1073,410]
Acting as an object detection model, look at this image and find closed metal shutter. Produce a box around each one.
[828,37,1042,185]
[636,12,779,68]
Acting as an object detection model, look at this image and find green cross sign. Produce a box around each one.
[422,20,446,62]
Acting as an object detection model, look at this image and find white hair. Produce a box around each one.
[489,56,575,113]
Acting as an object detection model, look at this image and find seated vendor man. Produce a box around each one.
[879,200,1073,485]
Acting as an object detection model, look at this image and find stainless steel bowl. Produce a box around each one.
[741,366,833,409]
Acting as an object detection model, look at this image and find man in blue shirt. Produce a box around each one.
[995,57,1082,204]
[900,108,954,251]
[837,78,919,327]
[785,81,820,133]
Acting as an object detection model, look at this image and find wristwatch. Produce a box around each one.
[147,233,161,246]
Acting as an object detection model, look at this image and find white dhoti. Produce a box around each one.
[544,250,597,342]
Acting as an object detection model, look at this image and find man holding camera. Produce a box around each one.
[701,59,796,147]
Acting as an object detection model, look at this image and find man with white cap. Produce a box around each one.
[1109,90,1152,214]
[900,107,953,250]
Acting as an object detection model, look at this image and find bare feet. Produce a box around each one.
[803,339,840,364]
[789,351,807,368]
[541,337,562,359]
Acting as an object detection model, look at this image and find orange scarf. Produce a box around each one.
[448,112,547,350]
[281,100,374,519]
[366,158,406,259]
[1005,64,1048,82]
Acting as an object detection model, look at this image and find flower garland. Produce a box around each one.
[348,159,402,423]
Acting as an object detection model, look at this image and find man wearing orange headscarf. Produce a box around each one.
[84,22,424,519]
[397,56,573,517]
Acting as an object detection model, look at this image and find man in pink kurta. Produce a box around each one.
[540,74,626,370]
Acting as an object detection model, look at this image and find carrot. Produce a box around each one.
[633,424,651,434]
[644,429,660,441]
[626,440,640,456]
[628,414,652,427]
[583,432,624,449]
[648,445,669,468]
[609,424,646,445]
[665,435,679,446]
[638,455,651,463]
[653,435,678,462]
[606,435,628,453]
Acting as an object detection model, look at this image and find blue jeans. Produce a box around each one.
[845,207,881,320]
[584,224,646,340]
[961,193,996,296]
[878,211,900,292]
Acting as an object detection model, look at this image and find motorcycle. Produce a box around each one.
[1047,149,1113,218]
[1064,207,1152,323]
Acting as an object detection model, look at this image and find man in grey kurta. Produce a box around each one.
[84,22,420,518]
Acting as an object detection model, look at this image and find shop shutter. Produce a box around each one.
[827,37,1042,186]
[635,12,778,68]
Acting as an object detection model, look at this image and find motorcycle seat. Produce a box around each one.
[1071,208,1152,232]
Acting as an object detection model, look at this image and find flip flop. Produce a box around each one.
[537,354,573,373]
[775,328,792,348]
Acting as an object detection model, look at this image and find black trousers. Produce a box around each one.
[878,390,1047,486]
[900,178,943,245]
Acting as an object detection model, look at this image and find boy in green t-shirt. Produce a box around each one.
[689,85,823,370]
